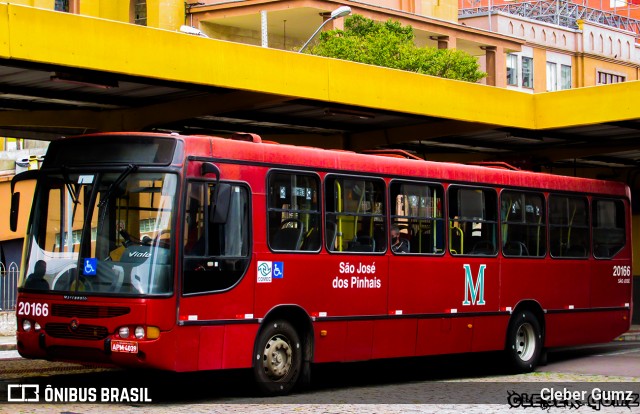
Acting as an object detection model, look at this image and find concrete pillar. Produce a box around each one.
[430,36,450,49]
[481,46,497,86]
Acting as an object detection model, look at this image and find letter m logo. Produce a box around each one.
[462,264,486,306]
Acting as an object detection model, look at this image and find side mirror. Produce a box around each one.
[210,183,231,224]
[10,169,39,232]
[201,162,220,178]
[10,192,20,232]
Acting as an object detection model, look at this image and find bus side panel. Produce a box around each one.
[178,277,255,324]
[500,260,591,315]
[312,321,347,363]
[345,320,374,361]
[174,325,200,371]
[544,310,629,347]
[415,318,473,356]
[146,297,179,331]
[590,255,632,310]
[470,315,509,352]
[198,325,225,370]
[193,324,258,370]
[222,323,259,369]
[372,319,417,359]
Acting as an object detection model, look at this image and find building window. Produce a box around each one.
[522,56,533,88]
[546,62,557,91]
[131,0,147,26]
[55,0,69,12]
[506,54,518,86]
[597,71,625,84]
[561,65,572,90]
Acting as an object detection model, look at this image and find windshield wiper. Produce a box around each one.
[98,164,138,208]
[61,166,81,206]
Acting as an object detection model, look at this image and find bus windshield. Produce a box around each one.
[21,170,177,296]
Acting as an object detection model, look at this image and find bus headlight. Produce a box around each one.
[118,326,130,339]
[134,326,145,339]
[23,320,32,332]
[34,322,42,331]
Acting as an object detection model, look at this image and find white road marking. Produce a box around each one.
[0,350,21,360]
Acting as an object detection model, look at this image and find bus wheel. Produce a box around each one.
[505,310,542,372]
[253,320,302,395]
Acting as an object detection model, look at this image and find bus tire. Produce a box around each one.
[253,320,302,396]
[505,310,542,373]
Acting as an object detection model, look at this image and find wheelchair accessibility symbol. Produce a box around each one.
[272,262,284,279]
[256,261,284,283]
[83,258,97,276]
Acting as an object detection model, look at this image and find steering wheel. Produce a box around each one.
[119,229,137,247]
[150,229,171,249]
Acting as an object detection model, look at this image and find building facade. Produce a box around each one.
[461,12,640,92]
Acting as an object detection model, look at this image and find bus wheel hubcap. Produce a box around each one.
[263,336,292,380]
[515,322,535,361]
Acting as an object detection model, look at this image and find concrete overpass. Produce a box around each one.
[0,4,638,171]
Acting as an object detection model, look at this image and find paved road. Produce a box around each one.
[0,342,639,413]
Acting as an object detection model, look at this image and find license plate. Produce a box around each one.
[111,340,138,353]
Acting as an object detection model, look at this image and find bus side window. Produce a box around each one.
[267,172,321,252]
[448,187,498,256]
[592,199,625,258]
[501,191,546,257]
[389,181,444,255]
[183,181,250,294]
[325,176,386,253]
[184,182,205,256]
[549,195,589,258]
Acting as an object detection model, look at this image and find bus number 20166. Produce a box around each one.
[17,302,49,317]
[612,266,631,277]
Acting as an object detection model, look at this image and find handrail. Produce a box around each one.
[361,149,424,161]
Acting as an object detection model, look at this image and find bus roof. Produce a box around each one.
[67,132,630,198]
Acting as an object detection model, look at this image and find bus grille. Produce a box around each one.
[45,323,110,340]
[52,304,130,318]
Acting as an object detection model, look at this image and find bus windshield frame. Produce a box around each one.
[20,167,178,297]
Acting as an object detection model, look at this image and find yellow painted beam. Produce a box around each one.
[0,4,9,57]
[1,4,640,132]
[533,82,640,129]
[1,4,534,129]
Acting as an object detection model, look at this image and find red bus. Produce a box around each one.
[13,132,632,395]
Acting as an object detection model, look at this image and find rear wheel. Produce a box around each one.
[253,320,302,395]
[505,310,542,372]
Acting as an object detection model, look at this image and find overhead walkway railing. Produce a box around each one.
[460,0,640,41]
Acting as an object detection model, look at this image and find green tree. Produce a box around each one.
[307,15,486,83]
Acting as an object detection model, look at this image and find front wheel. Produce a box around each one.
[505,310,543,372]
[253,320,302,396]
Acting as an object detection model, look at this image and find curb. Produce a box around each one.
[0,342,16,351]
[616,332,640,342]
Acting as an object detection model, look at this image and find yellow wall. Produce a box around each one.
[79,0,184,30]
[148,0,184,31]
[419,0,458,22]
[582,56,639,85]
[7,0,185,30]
